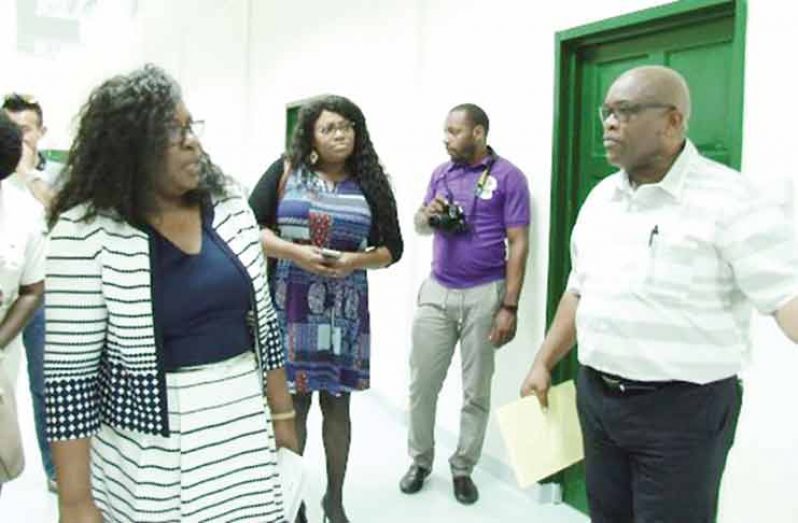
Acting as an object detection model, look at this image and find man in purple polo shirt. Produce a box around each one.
[400,104,530,505]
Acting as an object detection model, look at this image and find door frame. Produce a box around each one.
[285,94,333,148]
[545,0,747,512]
[547,0,747,349]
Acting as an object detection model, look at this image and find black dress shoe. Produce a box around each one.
[399,465,431,494]
[453,475,479,505]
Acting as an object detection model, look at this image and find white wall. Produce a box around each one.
[719,2,798,521]
[0,0,142,148]
[0,0,254,176]
[3,0,797,520]
[245,0,673,477]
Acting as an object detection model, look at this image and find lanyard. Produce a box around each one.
[439,153,496,201]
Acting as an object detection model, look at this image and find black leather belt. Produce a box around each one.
[591,368,685,394]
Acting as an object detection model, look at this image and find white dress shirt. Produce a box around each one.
[0,175,46,385]
[568,140,798,383]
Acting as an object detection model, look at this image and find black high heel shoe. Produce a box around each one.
[294,501,307,523]
[321,494,350,523]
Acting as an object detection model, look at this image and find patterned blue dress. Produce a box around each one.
[272,167,372,394]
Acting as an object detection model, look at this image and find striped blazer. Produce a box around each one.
[44,187,284,441]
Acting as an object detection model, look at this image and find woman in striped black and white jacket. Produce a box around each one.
[44,65,296,523]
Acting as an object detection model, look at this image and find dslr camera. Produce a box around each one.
[428,199,467,234]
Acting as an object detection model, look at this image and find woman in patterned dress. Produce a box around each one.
[252,95,403,523]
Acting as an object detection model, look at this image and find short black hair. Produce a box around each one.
[2,93,44,127]
[450,103,489,135]
[0,112,23,177]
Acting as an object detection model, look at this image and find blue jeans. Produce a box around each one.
[22,306,55,479]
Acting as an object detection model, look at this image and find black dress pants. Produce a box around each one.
[576,365,740,523]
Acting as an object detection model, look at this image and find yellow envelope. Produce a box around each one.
[496,380,584,488]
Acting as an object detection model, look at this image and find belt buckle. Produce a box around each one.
[600,374,625,392]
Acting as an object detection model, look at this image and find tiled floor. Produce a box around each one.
[0,362,587,523]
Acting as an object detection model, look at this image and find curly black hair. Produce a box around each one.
[49,64,227,228]
[0,112,22,177]
[288,95,402,261]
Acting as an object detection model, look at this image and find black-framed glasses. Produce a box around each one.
[598,102,675,124]
[167,119,205,146]
[317,120,355,136]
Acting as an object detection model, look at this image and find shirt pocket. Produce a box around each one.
[635,224,709,305]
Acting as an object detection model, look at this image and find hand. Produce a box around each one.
[272,418,300,453]
[520,361,551,410]
[293,245,335,277]
[59,499,103,523]
[422,196,447,219]
[321,252,356,279]
[488,308,517,348]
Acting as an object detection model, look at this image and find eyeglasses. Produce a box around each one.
[167,119,205,146]
[316,121,355,136]
[598,102,675,124]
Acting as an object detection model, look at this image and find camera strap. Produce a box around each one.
[439,149,496,200]
[474,153,496,197]
[434,149,497,236]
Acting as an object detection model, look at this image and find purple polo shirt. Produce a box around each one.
[423,152,530,289]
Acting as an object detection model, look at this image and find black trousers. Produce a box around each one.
[576,366,740,523]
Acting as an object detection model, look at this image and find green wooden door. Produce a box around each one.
[576,15,738,201]
[286,94,332,149]
[547,0,746,513]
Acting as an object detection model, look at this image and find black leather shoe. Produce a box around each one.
[399,465,431,494]
[453,475,479,505]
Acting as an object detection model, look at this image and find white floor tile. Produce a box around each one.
[0,358,587,523]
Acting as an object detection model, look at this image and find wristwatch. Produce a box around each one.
[500,303,518,313]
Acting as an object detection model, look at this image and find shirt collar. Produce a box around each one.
[614,139,696,200]
[444,146,496,174]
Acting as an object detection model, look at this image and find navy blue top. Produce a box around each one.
[152,213,254,372]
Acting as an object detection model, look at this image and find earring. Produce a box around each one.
[309,150,319,165]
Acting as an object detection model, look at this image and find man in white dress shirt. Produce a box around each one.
[3,94,56,492]
[521,66,798,522]
[0,112,46,494]
[0,111,45,380]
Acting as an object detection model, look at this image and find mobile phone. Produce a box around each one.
[320,248,342,260]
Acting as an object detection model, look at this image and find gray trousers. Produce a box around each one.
[408,276,505,477]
